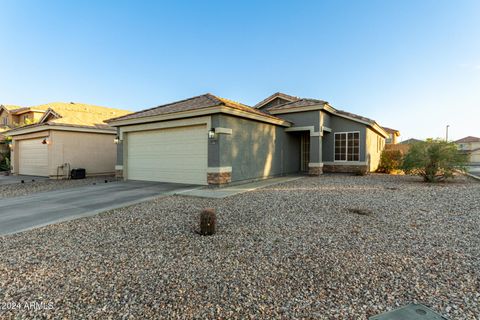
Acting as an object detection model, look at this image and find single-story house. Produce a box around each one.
[7,102,131,178]
[107,93,389,186]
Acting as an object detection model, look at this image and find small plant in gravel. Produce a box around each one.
[199,208,216,236]
[348,207,373,216]
[402,139,468,182]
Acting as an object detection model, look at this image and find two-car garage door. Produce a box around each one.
[126,125,208,185]
[18,138,49,176]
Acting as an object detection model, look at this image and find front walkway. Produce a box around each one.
[175,175,304,198]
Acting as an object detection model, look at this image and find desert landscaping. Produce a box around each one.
[0,174,478,319]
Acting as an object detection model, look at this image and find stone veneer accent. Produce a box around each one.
[323,164,368,174]
[308,166,323,176]
[115,170,123,178]
[207,171,232,185]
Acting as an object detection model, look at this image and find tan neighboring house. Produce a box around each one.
[7,102,130,178]
[382,127,400,144]
[456,136,480,164]
[0,104,49,138]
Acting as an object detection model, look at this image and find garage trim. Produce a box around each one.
[119,116,211,140]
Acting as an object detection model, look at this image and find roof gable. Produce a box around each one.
[455,136,480,143]
[254,92,299,109]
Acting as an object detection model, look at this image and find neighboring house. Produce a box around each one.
[7,102,131,178]
[455,136,480,165]
[107,93,388,186]
[0,104,48,134]
[382,127,400,144]
[400,138,422,145]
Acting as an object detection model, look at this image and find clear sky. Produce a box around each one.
[1,0,479,141]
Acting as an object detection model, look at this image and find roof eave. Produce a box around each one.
[7,123,115,136]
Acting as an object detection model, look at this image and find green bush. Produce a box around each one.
[377,149,403,173]
[0,152,11,172]
[402,139,468,182]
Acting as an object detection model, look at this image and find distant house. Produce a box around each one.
[0,104,49,141]
[382,127,400,144]
[400,138,422,145]
[7,102,131,178]
[107,92,389,185]
[455,136,480,164]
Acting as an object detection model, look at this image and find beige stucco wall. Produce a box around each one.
[470,149,480,163]
[366,127,385,172]
[49,130,116,177]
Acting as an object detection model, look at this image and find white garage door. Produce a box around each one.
[18,138,49,176]
[127,125,208,185]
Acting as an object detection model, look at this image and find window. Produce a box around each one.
[335,132,360,161]
[2,117,7,126]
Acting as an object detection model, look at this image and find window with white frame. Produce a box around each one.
[335,132,360,161]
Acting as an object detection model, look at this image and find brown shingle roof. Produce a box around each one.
[382,126,400,135]
[254,92,300,108]
[266,98,327,111]
[455,136,480,143]
[7,102,131,133]
[0,104,23,112]
[107,93,285,123]
[333,109,378,125]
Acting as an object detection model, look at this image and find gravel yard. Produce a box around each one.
[0,176,117,198]
[0,174,479,319]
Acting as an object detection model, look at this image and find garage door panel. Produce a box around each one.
[18,139,49,176]
[127,125,207,185]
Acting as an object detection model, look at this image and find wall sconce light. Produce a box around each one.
[114,136,120,144]
[7,141,13,149]
[42,138,49,145]
[208,128,216,139]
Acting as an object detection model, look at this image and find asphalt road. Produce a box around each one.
[0,180,198,235]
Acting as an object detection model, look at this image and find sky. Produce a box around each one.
[0,0,479,141]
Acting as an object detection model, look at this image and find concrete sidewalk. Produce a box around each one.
[175,175,304,199]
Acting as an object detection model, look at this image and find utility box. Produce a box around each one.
[71,168,86,179]
[370,304,448,320]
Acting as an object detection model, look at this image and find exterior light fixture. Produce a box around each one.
[208,128,216,139]
[114,136,120,144]
[41,138,50,145]
[7,141,13,149]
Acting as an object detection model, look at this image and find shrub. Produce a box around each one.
[0,151,11,172]
[199,208,216,236]
[377,149,403,173]
[402,139,468,182]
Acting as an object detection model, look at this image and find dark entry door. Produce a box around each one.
[300,133,310,172]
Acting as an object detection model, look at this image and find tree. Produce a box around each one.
[402,139,468,182]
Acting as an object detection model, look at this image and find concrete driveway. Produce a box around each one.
[0,174,48,185]
[0,181,199,236]
[467,165,480,178]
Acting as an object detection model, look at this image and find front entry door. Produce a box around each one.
[300,133,310,172]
